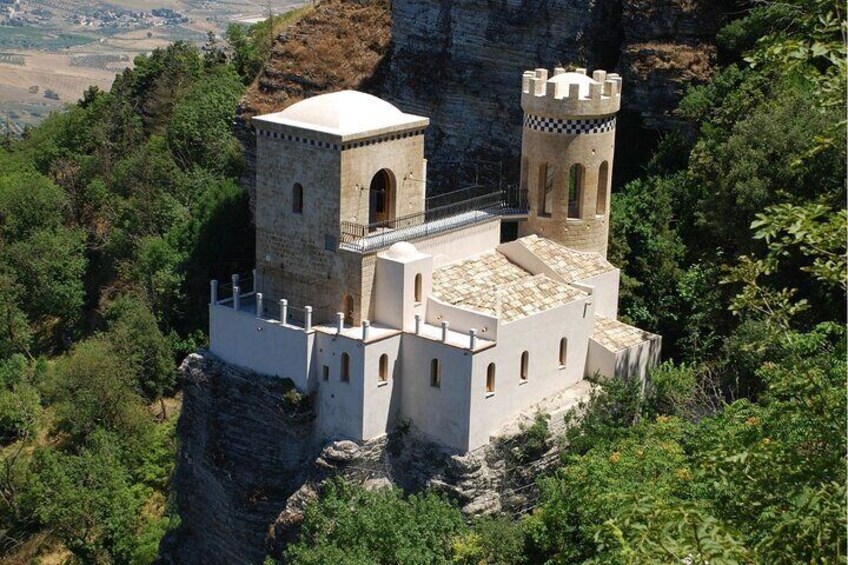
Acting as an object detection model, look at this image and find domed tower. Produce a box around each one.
[517,67,622,257]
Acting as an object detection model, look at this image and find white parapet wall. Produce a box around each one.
[209,303,314,390]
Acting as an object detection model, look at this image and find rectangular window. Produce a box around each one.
[430,359,441,388]
[322,365,330,381]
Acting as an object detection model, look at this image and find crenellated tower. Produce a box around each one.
[518,67,622,257]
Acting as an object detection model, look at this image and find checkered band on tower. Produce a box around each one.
[524,114,616,135]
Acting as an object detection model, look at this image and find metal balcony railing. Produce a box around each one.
[339,186,528,252]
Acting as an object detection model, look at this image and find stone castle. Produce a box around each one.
[208,67,660,453]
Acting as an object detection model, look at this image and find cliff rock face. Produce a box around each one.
[160,352,565,564]
[618,0,726,128]
[238,0,730,195]
[237,0,393,200]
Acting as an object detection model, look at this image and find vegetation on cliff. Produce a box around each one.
[0,12,306,561]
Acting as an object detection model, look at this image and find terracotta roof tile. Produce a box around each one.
[517,234,615,282]
[592,316,658,352]
[432,252,586,322]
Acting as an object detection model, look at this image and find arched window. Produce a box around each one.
[369,169,395,226]
[539,163,554,216]
[559,338,568,367]
[378,354,389,382]
[430,358,441,388]
[520,351,529,381]
[414,273,423,303]
[596,161,609,215]
[486,363,496,393]
[343,295,354,326]
[292,183,303,214]
[567,164,583,219]
[340,352,350,382]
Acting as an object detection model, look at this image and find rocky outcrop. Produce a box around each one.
[236,0,393,200]
[237,0,732,196]
[618,0,728,127]
[159,352,563,563]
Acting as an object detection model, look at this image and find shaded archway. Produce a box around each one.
[369,169,395,226]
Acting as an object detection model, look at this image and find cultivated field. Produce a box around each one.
[0,0,306,134]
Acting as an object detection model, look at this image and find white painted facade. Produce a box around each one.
[208,69,661,453]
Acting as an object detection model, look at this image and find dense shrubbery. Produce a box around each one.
[0,13,290,559]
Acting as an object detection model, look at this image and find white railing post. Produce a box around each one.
[233,285,241,311]
[362,320,370,341]
[469,328,477,350]
[336,312,344,334]
[279,299,288,324]
[415,314,422,335]
[256,292,263,318]
[210,279,218,305]
[231,273,239,288]
[441,320,449,343]
[304,306,312,331]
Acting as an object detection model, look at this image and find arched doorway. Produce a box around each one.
[369,169,395,226]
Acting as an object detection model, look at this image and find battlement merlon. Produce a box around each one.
[521,67,622,118]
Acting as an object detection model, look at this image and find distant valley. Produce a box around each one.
[0,0,302,134]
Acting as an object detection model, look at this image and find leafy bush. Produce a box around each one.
[285,479,466,564]
[0,383,40,444]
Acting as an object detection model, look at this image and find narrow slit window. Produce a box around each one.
[540,163,554,216]
[559,338,568,367]
[344,295,354,326]
[341,352,350,382]
[414,273,423,303]
[292,183,304,214]
[322,365,330,381]
[486,363,496,393]
[596,161,609,215]
[430,358,441,388]
[568,165,583,219]
[378,354,389,382]
[520,351,529,381]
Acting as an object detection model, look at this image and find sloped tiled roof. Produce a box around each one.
[431,252,527,305]
[517,234,615,282]
[592,316,658,352]
[431,252,586,322]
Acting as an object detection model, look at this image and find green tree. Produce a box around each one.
[105,294,176,401]
[47,338,150,444]
[22,431,147,563]
[285,479,466,565]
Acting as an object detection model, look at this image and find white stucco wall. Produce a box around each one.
[361,335,403,440]
[414,218,501,267]
[425,297,500,342]
[372,252,433,332]
[209,304,314,390]
[314,333,365,441]
[400,335,472,453]
[586,339,616,379]
[466,296,594,451]
[579,270,620,319]
[614,336,662,384]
